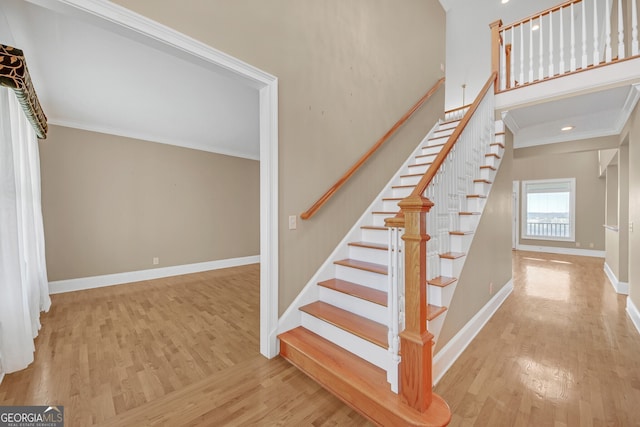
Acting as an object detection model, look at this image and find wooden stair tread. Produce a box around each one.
[334,259,387,275]
[474,179,493,184]
[409,162,433,168]
[278,327,451,427]
[428,276,457,287]
[423,142,445,149]
[400,173,424,178]
[466,194,487,199]
[348,241,388,251]
[449,230,473,236]
[318,279,387,306]
[361,225,387,230]
[392,184,416,189]
[371,211,398,216]
[485,153,501,159]
[480,165,496,170]
[382,197,403,201]
[427,304,447,321]
[439,252,465,260]
[459,211,481,215]
[490,142,505,148]
[496,131,506,136]
[299,302,387,348]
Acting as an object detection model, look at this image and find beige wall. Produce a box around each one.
[606,165,618,226]
[111,0,447,313]
[513,148,605,251]
[40,125,259,281]
[436,129,514,352]
[627,103,640,309]
[618,144,630,282]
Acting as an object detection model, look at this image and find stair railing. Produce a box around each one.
[491,0,640,92]
[385,73,496,412]
[300,77,445,220]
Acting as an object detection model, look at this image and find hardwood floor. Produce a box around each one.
[1,252,639,426]
[435,251,640,426]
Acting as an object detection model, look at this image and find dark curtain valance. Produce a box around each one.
[0,44,47,139]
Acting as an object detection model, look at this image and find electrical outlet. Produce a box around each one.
[153,257,159,265]
[631,222,634,232]
[288,215,297,230]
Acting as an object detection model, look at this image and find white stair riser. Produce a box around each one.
[495,120,505,133]
[334,265,387,290]
[349,245,388,265]
[427,314,446,344]
[428,282,457,307]
[440,256,465,278]
[450,233,473,253]
[428,135,450,146]
[474,182,491,195]
[466,197,486,212]
[438,120,460,131]
[422,145,443,156]
[484,156,500,168]
[301,313,389,371]
[415,154,437,164]
[400,174,422,186]
[319,287,387,323]
[382,200,402,211]
[490,145,504,155]
[371,213,397,228]
[495,133,505,144]
[459,215,480,232]
[392,186,414,198]
[361,228,388,245]
[480,168,496,181]
[408,163,430,175]
[432,128,455,138]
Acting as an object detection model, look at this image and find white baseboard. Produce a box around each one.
[433,279,514,385]
[604,263,629,295]
[627,298,640,336]
[48,255,260,294]
[516,244,605,258]
[0,372,4,386]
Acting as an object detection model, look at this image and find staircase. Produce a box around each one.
[278,109,504,425]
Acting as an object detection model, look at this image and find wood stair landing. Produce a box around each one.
[279,327,451,427]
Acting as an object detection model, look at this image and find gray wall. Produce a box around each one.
[513,148,606,251]
[111,0,447,314]
[40,125,259,281]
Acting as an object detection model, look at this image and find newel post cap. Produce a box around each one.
[397,195,433,213]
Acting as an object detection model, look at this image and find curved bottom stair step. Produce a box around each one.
[278,327,452,427]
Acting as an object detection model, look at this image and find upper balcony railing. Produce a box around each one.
[491,0,639,93]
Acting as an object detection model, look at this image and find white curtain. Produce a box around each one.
[0,86,50,374]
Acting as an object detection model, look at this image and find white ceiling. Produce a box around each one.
[0,0,260,160]
[503,85,640,148]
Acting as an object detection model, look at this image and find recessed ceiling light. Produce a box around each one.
[561,126,575,131]
[532,24,540,31]
[502,0,510,3]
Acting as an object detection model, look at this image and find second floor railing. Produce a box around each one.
[491,0,639,92]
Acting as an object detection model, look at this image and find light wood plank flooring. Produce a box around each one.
[1,252,639,426]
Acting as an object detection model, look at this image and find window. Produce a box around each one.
[521,178,576,241]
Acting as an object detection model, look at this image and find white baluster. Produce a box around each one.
[582,0,588,68]
[633,0,639,55]
[570,3,577,72]
[618,0,625,59]
[560,7,566,73]
[594,0,601,64]
[511,27,516,87]
[538,15,544,80]
[500,29,507,90]
[606,0,613,62]
[549,12,555,76]
[519,24,525,84]
[529,18,534,82]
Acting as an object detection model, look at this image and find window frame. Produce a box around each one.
[521,178,576,242]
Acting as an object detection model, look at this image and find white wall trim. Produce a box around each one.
[604,262,630,295]
[433,279,513,385]
[49,256,260,294]
[627,298,640,337]
[0,372,4,386]
[31,0,280,358]
[516,244,605,258]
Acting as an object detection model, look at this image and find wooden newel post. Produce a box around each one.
[398,194,434,413]
[489,19,503,92]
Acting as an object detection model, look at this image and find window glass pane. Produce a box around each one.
[526,191,570,238]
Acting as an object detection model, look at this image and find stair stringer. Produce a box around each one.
[425,121,506,347]
[276,120,443,340]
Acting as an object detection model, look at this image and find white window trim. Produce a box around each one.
[521,178,576,242]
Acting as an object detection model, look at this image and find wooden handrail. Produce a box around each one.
[300,77,445,220]
[384,72,497,231]
[502,0,583,31]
